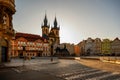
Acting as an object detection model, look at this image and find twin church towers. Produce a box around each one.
[41,14,60,45]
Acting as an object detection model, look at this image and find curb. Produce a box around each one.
[101,60,120,65]
[1,61,60,68]
[0,65,19,69]
[59,57,75,60]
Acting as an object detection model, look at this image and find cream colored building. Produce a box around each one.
[111,38,120,56]
[85,38,94,55]
[93,38,102,55]
[0,0,15,62]
[78,40,86,56]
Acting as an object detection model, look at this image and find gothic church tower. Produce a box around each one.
[41,14,49,40]
[49,16,60,45]
[41,14,60,45]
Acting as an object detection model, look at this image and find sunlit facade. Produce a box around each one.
[101,39,111,55]
[111,38,120,56]
[11,32,50,58]
[74,45,80,56]
[85,38,94,55]
[78,38,120,56]
[93,38,102,55]
[78,40,86,56]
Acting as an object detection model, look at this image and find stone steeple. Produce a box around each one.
[44,14,48,26]
[54,16,58,28]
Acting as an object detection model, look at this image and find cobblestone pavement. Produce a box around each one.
[8,59,120,80]
[4,57,59,67]
[1,59,120,80]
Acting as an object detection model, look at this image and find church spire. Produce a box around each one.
[54,16,58,28]
[44,13,48,26]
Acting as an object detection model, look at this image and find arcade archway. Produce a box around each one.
[0,38,8,62]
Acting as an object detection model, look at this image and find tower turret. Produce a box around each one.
[44,14,48,26]
[41,14,49,40]
[54,16,57,28]
[49,16,60,44]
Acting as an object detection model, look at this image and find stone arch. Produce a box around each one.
[0,38,9,62]
[0,38,8,47]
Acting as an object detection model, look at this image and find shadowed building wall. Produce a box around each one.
[0,0,15,62]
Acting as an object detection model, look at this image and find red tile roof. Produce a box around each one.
[15,32,44,42]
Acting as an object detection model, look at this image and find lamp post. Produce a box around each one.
[51,44,53,62]
[22,45,26,66]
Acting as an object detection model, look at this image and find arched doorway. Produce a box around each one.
[19,51,23,58]
[1,38,8,62]
[37,51,43,57]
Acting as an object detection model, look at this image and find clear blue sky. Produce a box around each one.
[13,0,120,44]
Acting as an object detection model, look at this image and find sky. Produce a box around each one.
[13,0,120,44]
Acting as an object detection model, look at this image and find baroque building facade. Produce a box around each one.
[11,32,50,58]
[11,14,60,58]
[111,38,120,56]
[78,40,86,56]
[93,38,102,55]
[0,0,15,62]
[78,38,120,56]
[101,39,111,55]
[85,38,94,55]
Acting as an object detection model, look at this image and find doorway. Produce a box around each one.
[1,46,8,62]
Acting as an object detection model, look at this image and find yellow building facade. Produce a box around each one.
[0,0,15,62]
[101,39,111,55]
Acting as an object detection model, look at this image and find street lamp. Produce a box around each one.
[51,44,53,62]
[22,45,26,66]
[50,39,56,62]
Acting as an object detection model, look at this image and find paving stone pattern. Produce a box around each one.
[11,59,120,80]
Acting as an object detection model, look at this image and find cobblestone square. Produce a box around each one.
[0,58,120,80]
